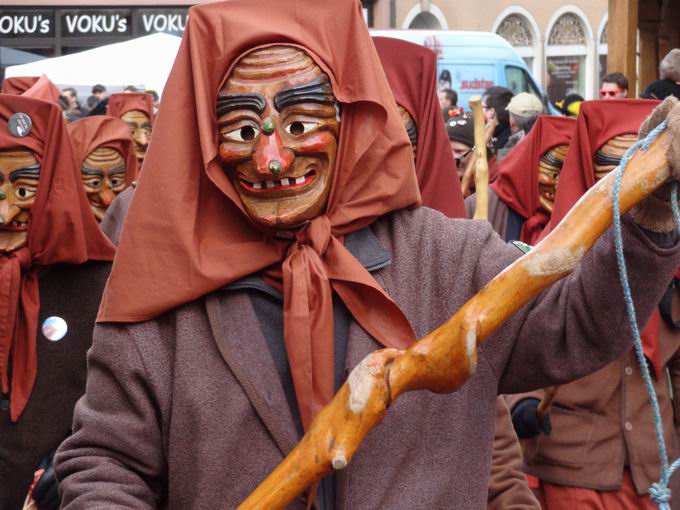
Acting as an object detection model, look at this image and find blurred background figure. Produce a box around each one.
[145,89,160,114]
[553,93,584,117]
[92,84,107,102]
[61,87,86,121]
[482,86,514,153]
[439,88,462,119]
[600,72,629,99]
[641,48,680,100]
[498,92,544,160]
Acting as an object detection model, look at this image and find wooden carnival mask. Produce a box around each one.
[216,45,340,229]
[0,149,40,252]
[121,110,151,164]
[538,144,568,213]
[81,146,126,221]
[593,134,637,181]
[397,105,418,162]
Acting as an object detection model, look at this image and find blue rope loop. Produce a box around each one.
[611,119,678,509]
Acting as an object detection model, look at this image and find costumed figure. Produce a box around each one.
[106,92,154,165]
[55,2,680,509]
[374,35,538,509]
[67,116,139,223]
[373,36,465,218]
[508,98,680,510]
[465,115,576,244]
[0,95,115,510]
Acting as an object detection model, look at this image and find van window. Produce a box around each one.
[505,65,540,97]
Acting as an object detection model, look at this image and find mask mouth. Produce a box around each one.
[239,169,317,194]
[0,219,29,232]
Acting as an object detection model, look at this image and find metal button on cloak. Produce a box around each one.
[8,113,32,138]
[42,316,68,341]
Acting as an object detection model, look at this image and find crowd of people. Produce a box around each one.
[0,1,680,509]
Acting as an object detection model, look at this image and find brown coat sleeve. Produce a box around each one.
[55,322,170,508]
[487,398,540,509]
[100,186,135,246]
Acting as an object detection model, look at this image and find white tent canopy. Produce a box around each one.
[4,33,181,95]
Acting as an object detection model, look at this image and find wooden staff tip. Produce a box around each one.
[331,449,348,470]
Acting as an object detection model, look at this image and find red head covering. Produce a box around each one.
[544,99,660,232]
[1,77,39,95]
[98,0,421,429]
[374,37,465,218]
[2,76,62,106]
[491,115,576,244]
[0,95,115,421]
[67,116,139,186]
[540,99,662,377]
[106,92,155,125]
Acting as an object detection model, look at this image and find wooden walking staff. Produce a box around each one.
[238,129,672,510]
[469,96,490,220]
[460,105,497,201]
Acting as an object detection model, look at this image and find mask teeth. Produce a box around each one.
[246,172,313,191]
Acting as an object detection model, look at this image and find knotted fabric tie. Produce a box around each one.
[519,210,550,245]
[0,248,39,422]
[278,216,416,431]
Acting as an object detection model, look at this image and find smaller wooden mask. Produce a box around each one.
[81,146,126,221]
[593,133,637,181]
[538,144,568,213]
[121,110,152,164]
[0,149,40,252]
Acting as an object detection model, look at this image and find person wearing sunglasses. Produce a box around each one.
[600,72,629,99]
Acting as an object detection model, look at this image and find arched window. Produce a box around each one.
[493,9,541,83]
[401,3,449,30]
[545,9,594,102]
[409,12,441,29]
[598,18,608,86]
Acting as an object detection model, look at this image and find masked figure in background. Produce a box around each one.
[374,35,538,509]
[1,75,63,107]
[508,98,680,510]
[373,37,465,219]
[68,116,139,223]
[106,92,154,165]
[464,116,575,244]
[55,2,680,509]
[0,96,115,510]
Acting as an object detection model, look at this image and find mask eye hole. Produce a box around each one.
[223,125,259,143]
[285,121,318,136]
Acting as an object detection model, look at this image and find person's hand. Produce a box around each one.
[511,398,552,439]
[630,96,680,233]
[31,450,60,510]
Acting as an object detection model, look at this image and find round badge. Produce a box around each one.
[8,113,32,138]
[42,316,68,342]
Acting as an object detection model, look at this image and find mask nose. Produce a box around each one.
[253,128,294,176]
[134,129,149,148]
[0,186,19,225]
[99,185,115,207]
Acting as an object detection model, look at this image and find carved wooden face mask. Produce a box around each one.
[397,104,418,162]
[593,133,637,181]
[81,146,126,221]
[0,149,40,252]
[121,110,151,164]
[538,144,568,213]
[216,45,340,229]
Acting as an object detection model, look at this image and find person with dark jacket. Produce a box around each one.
[641,49,680,101]
[0,95,115,510]
[482,86,514,153]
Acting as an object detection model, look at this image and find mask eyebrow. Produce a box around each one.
[274,75,335,112]
[594,150,623,167]
[217,93,266,117]
[9,164,41,183]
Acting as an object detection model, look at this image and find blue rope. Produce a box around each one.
[611,120,679,509]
